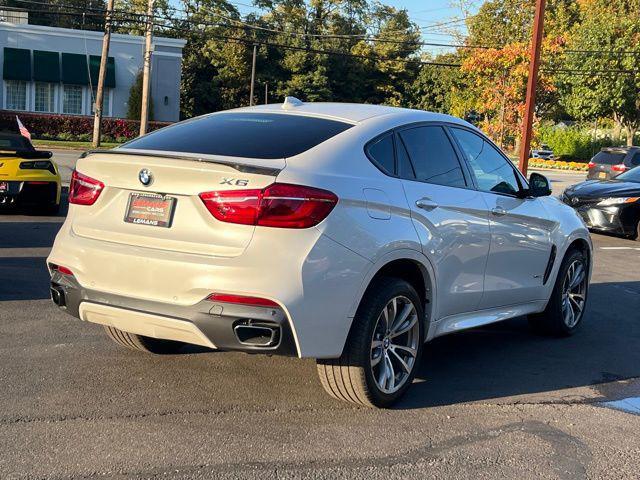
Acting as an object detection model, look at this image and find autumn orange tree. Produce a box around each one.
[455,0,576,152]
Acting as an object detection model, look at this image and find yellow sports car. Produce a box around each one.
[0,133,61,214]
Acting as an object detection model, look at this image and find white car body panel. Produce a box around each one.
[48,102,592,359]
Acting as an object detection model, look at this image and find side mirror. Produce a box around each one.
[528,172,552,197]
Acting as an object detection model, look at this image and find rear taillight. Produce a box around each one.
[611,164,628,172]
[199,183,338,229]
[69,169,104,206]
[50,263,73,275]
[587,161,595,169]
[207,293,279,308]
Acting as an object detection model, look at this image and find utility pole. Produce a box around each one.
[498,72,506,149]
[139,0,155,136]
[265,82,268,105]
[249,44,257,106]
[92,0,115,148]
[518,0,546,177]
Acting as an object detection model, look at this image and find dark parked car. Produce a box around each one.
[563,166,640,239]
[586,146,640,180]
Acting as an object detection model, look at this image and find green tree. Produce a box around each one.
[127,70,153,120]
[409,53,463,113]
[560,0,640,145]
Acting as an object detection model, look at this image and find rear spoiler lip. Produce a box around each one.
[0,149,53,160]
[80,149,284,177]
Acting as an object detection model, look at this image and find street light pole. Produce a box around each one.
[92,0,115,148]
[249,44,257,106]
[519,0,546,177]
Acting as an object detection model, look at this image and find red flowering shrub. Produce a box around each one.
[0,110,171,142]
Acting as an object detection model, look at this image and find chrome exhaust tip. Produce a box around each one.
[233,322,280,347]
[50,285,66,307]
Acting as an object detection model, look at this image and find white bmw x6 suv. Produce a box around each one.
[48,100,592,407]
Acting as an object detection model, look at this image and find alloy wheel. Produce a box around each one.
[561,259,587,328]
[370,296,420,394]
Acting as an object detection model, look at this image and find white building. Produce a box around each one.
[0,21,186,122]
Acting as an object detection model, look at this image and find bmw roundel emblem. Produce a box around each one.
[139,168,153,186]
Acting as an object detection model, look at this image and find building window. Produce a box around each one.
[62,84,83,115]
[91,88,111,117]
[34,82,56,113]
[5,80,28,110]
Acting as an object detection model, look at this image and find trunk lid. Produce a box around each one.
[71,151,283,257]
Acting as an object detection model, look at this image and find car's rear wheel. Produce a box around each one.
[317,277,424,408]
[529,248,589,336]
[103,326,185,354]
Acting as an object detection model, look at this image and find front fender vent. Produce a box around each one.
[543,245,557,285]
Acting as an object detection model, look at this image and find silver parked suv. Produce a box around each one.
[49,101,592,407]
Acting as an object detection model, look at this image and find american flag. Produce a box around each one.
[16,116,31,140]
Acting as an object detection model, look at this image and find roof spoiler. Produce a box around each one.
[0,149,53,160]
[80,149,283,176]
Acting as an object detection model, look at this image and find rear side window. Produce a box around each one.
[398,126,466,188]
[593,151,626,165]
[629,152,640,167]
[121,113,353,159]
[396,138,416,179]
[366,134,394,174]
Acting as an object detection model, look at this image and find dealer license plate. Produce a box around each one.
[124,192,176,228]
[598,172,607,179]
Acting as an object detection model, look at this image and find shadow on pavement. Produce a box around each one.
[399,281,640,409]
[0,188,69,219]
[0,256,52,301]
[0,221,63,249]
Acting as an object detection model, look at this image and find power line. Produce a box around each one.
[7,1,640,58]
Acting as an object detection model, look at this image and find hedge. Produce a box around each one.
[0,110,171,143]
[528,158,589,171]
[538,125,616,162]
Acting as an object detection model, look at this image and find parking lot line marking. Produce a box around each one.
[600,247,640,251]
[0,247,51,258]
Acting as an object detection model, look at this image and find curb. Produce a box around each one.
[528,167,586,175]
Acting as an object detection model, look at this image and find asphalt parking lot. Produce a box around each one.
[1,161,639,479]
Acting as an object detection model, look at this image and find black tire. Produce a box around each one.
[317,277,424,408]
[528,248,589,336]
[103,326,185,354]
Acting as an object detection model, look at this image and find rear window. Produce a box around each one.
[0,134,33,152]
[121,113,353,159]
[592,151,626,165]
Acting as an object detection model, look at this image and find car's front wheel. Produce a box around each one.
[529,248,589,336]
[317,277,424,408]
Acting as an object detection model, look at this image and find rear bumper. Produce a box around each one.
[48,219,372,358]
[0,180,60,205]
[50,270,298,355]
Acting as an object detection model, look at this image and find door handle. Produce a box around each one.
[491,206,507,216]
[415,198,438,211]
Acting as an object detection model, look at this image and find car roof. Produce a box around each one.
[230,101,472,127]
[601,146,640,153]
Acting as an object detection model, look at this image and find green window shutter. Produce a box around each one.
[3,47,31,81]
[61,53,89,85]
[33,50,60,82]
[89,55,116,88]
